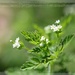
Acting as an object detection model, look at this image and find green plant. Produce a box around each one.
[10,19,74,75]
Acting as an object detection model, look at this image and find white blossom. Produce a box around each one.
[40,36,45,41]
[39,43,44,47]
[50,24,58,32]
[13,37,20,48]
[10,40,12,42]
[50,24,62,32]
[46,39,49,44]
[44,25,51,33]
[44,20,62,33]
[50,24,56,30]
[55,20,60,24]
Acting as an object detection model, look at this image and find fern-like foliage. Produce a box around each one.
[10,19,74,71]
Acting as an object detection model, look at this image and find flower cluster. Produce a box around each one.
[44,20,62,33]
[50,24,62,32]
[10,37,20,48]
[39,36,49,47]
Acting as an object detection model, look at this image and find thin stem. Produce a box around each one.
[48,64,51,75]
[24,46,30,51]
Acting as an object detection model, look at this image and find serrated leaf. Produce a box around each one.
[60,34,74,50]
[21,31,41,45]
[21,61,36,70]
[32,47,41,53]
[21,61,44,70]
[31,57,40,63]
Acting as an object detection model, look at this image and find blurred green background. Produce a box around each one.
[0,1,75,75]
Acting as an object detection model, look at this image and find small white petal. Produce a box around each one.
[50,24,62,32]
[55,20,60,24]
[15,37,20,42]
[53,27,59,32]
[12,37,20,48]
[10,40,12,42]
[39,43,44,47]
[50,24,56,29]
[13,43,16,48]
[17,43,20,48]
[40,36,45,41]
[46,39,49,44]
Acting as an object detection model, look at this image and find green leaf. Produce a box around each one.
[31,57,40,63]
[21,61,45,70]
[21,31,41,45]
[31,47,41,53]
[21,61,36,70]
[60,34,74,50]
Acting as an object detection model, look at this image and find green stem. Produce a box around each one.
[48,64,51,75]
[24,46,30,51]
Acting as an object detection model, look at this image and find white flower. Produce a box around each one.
[46,39,49,44]
[55,20,60,24]
[50,24,58,32]
[50,24,56,30]
[39,43,44,47]
[40,36,45,41]
[50,24,62,32]
[10,40,12,42]
[44,20,61,33]
[13,37,20,48]
[44,25,51,33]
